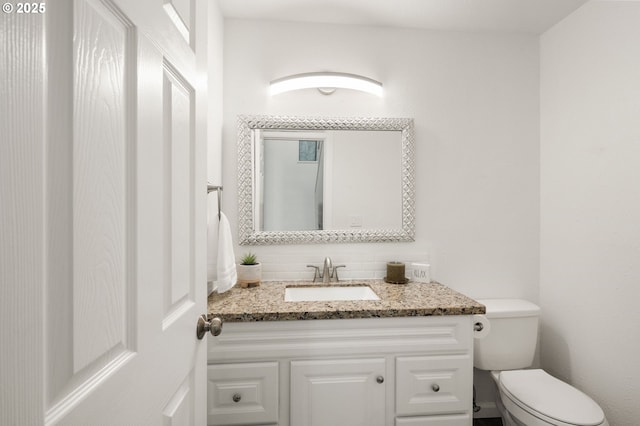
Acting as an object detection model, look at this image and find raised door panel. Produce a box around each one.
[163,0,194,47]
[290,358,386,426]
[161,59,197,330]
[163,370,196,426]
[396,355,472,417]
[45,1,137,414]
[72,0,133,375]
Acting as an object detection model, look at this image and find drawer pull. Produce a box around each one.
[232,393,242,403]
[376,376,384,384]
[432,384,440,392]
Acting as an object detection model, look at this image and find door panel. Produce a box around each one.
[163,59,197,328]
[163,0,194,47]
[71,0,134,376]
[45,0,138,413]
[163,370,196,426]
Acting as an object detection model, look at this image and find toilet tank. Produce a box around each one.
[474,299,540,371]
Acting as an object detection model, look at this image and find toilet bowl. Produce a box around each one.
[474,299,608,426]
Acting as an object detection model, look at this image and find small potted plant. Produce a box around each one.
[237,252,261,288]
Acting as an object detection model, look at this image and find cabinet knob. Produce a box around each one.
[376,376,384,384]
[432,384,440,392]
[232,393,242,403]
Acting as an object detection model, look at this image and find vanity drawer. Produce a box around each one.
[207,362,278,425]
[395,413,471,425]
[396,355,471,416]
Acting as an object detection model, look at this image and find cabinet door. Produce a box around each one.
[291,358,386,426]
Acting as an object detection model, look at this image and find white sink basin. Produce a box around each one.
[284,285,380,302]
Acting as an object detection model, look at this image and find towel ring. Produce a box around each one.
[207,184,223,220]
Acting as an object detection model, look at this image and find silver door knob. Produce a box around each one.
[232,393,242,403]
[196,314,223,340]
[376,376,384,384]
[432,384,440,392]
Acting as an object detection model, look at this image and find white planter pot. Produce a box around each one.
[237,263,261,287]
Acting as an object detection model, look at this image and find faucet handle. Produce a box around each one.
[306,265,320,282]
[332,265,346,282]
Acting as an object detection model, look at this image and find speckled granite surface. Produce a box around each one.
[208,280,485,322]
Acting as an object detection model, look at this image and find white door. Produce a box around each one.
[1,0,210,424]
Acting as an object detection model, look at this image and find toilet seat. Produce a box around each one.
[498,369,605,426]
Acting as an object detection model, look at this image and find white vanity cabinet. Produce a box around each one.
[207,316,473,426]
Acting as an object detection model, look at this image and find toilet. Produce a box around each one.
[474,299,608,426]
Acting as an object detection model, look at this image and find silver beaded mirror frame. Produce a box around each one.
[237,115,415,245]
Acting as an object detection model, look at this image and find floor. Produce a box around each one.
[473,418,503,426]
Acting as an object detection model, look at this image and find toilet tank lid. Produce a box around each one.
[476,299,540,318]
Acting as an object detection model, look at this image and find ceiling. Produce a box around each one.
[217,0,589,34]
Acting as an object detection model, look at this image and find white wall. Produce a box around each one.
[207,4,224,185]
[540,2,640,424]
[206,3,224,292]
[221,19,540,302]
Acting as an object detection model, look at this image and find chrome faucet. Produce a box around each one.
[307,257,346,283]
[322,257,333,283]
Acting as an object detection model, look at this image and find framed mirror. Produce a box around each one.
[237,115,415,245]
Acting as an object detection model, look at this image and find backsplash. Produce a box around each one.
[253,246,430,282]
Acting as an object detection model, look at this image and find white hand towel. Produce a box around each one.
[206,193,219,286]
[215,212,237,293]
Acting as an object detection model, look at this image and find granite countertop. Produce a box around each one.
[208,279,485,322]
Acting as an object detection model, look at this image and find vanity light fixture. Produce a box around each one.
[269,72,383,97]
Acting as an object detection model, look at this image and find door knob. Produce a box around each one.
[196,314,223,339]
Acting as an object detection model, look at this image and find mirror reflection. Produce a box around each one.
[257,130,402,232]
[237,115,415,245]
